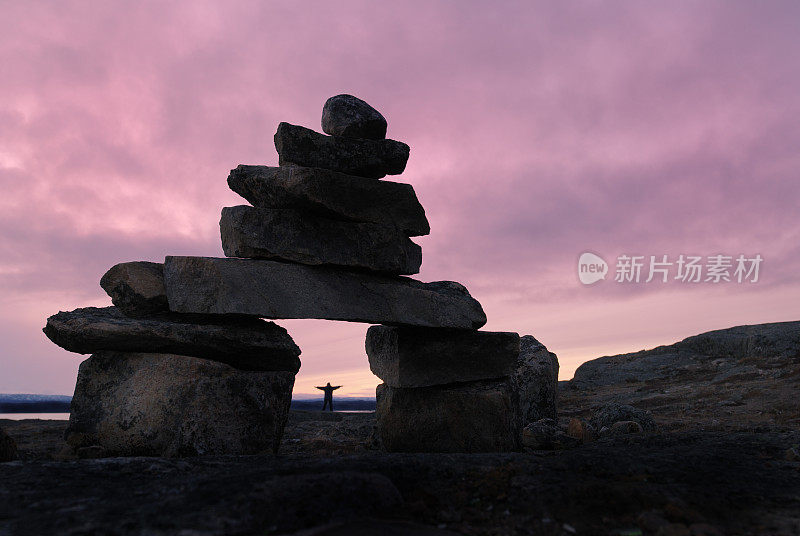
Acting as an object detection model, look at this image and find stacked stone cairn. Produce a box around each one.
[43,94,558,456]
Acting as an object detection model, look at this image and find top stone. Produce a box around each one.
[275,123,409,179]
[322,94,387,140]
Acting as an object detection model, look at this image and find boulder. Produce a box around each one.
[608,420,644,435]
[566,417,595,443]
[591,402,657,433]
[275,122,409,179]
[227,165,429,236]
[164,256,487,329]
[321,94,388,140]
[0,426,17,462]
[375,380,521,452]
[521,419,580,450]
[366,326,519,388]
[220,206,422,275]
[43,306,301,372]
[66,351,295,456]
[513,335,559,422]
[100,261,168,317]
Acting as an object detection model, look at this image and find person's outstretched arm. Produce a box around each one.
[332,386,342,390]
[315,386,325,390]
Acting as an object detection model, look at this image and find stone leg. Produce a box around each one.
[65,352,295,456]
[375,379,521,453]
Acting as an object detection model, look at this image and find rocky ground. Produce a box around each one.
[2,321,799,535]
[562,321,800,433]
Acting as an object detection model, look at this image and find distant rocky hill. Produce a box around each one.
[0,395,71,403]
[561,320,800,431]
[571,321,800,387]
[0,394,71,413]
[290,398,376,412]
[0,394,377,414]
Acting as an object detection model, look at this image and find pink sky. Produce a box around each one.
[1,1,798,397]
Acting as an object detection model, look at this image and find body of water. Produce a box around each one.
[0,413,70,420]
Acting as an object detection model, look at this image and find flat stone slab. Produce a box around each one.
[275,122,409,179]
[227,165,429,236]
[66,352,295,456]
[322,94,388,139]
[376,380,521,453]
[100,261,168,317]
[220,206,422,275]
[164,256,486,329]
[366,326,520,388]
[43,306,301,372]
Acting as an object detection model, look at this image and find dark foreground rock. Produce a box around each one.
[366,326,520,388]
[66,352,295,456]
[376,380,520,453]
[43,306,301,372]
[513,334,559,422]
[164,256,487,329]
[0,426,17,462]
[3,428,797,535]
[275,122,409,178]
[227,165,430,236]
[100,261,168,317]
[322,94,388,139]
[7,319,800,534]
[0,421,66,462]
[220,206,422,275]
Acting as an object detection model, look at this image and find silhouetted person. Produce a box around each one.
[316,382,342,411]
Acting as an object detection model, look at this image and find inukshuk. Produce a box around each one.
[44,94,557,456]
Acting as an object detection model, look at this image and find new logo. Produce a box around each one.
[578,252,608,285]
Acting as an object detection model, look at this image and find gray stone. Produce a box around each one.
[43,306,301,372]
[520,419,557,449]
[100,261,168,317]
[227,165,429,236]
[366,326,520,388]
[321,94,388,139]
[513,335,559,422]
[375,380,521,452]
[66,351,295,456]
[566,417,595,443]
[164,256,487,329]
[521,419,580,450]
[0,426,17,462]
[275,122,409,179]
[591,402,656,433]
[220,206,422,275]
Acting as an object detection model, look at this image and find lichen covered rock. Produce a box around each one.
[376,380,521,453]
[66,351,295,456]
